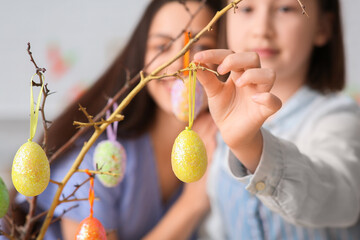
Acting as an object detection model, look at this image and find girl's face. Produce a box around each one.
[145,1,217,117]
[227,0,330,85]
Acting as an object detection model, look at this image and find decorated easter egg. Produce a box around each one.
[0,177,9,218]
[171,78,204,122]
[171,128,207,183]
[12,141,50,197]
[76,216,107,240]
[93,140,126,187]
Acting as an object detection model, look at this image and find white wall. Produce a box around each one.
[0,0,359,188]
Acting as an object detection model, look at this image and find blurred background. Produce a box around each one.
[0,0,359,189]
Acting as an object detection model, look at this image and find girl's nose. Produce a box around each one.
[252,8,274,39]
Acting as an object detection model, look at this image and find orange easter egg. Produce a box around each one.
[171,128,207,183]
[76,216,107,240]
[12,141,50,197]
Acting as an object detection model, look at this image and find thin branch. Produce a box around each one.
[62,177,91,202]
[296,0,309,17]
[49,179,62,186]
[49,205,79,225]
[59,197,99,204]
[0,229,13,240]
[73,115,124,128]
[23,197,37,240]
[147,64,218,81]
[77,169,121,177]
[77,105,100,131]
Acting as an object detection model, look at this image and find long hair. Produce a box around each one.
[5,0,224,238]
[45,0,223,158]
[307,0,345,93]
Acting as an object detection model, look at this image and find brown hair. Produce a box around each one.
[307,0,345,93]
[45,0,223,157]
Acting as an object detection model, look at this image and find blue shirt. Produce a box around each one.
[202,87,360,240]
[32,133,183,239]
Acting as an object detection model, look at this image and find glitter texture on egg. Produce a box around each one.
[171,78,204,122]
[171,128,207,183]
[93,140,126,187]
[75,216,107,240]
[0,177,9,218]
[12,141,50,197]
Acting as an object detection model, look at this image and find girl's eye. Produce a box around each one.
[277,6,295,13]
[239,6,253,14]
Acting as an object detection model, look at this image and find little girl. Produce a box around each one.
[194,0,360,239]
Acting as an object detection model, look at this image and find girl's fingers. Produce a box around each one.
[217,52,261,75]
[194,49,234,65]
[235,68,276,92]
[196,67,224,98]
[252,92,282,118]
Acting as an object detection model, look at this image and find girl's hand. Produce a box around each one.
[194,49,282,172]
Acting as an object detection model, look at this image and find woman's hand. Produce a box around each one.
[194,49,282,172]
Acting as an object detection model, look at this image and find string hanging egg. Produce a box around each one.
[171,57,207,183]
[76,170,107,240]
[12,73,50,197]
[171,77,204,122]
[93,99,126,187]
[0,176,9,218]
[171,31,205,122]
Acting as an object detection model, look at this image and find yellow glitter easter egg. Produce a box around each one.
[171,128,207,183]
[12,141,50,197]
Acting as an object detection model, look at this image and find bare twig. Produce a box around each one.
[62,177,91,202]
[49,179,62,186]
[74,115,124,128]
[27,43,51,153]
[77,169,122,177]
[0,229,13,240]
[296,0,309,17]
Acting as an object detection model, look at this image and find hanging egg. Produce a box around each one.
[75,216,107,240]
[93,140,126,187]
[171,78,204,122]
[0,177,9,218]
[171,128,207,183]
[12,141,50,197]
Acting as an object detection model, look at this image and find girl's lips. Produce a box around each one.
[252,48,279,58]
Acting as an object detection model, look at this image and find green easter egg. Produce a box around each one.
[0,177,9,218]
[93,140,126,187]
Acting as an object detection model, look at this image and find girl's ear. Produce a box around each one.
[314,12,333,47]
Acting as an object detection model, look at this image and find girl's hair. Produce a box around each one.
[307,0,345,93]
[45,0,223,157]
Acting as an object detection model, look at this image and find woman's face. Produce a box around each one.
[145,1,217,117]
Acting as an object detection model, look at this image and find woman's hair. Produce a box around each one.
[307,0,345,93]
[45,0,223,157]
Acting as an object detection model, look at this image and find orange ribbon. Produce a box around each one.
[85,169,94,218]
[183,31,191,76]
